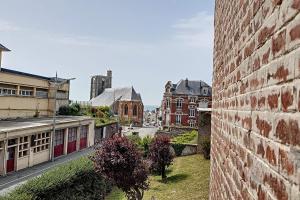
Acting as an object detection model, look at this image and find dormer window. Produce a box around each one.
[203,88,208,95]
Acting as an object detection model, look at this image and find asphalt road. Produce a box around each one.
[0,147,93,195]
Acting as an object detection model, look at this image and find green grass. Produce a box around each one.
[106,155,210,200]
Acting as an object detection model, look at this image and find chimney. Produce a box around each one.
[107,70,112,89]
[107,70,112,77]
[185,78,189,87]
[0,44,10,70]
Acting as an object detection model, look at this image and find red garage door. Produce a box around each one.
[6,147,15,173]
[80,126,88,150]
[67,128,77,154]
[54,130,64,158]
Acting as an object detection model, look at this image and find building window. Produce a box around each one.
[36,89,48,98]
[190,97,196,103]
[176,99,183,109]
[33,132,50,153]
[133,105,138,116]
[166,98,170,108]
[203,88,208,95]
[80,126,88,138]
[54,130,64,146]
[0,84,17,96]
[0,88,16,96]
[68,128,77,142]
[189,109,196,117]
[124,104,128,115]
[189,120,196,128]
[176,115,181,125]
[18,136,29,158]
[19,89,33,96]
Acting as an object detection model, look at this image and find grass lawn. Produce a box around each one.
[106,155,210,200]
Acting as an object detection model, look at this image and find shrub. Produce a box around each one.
[172,130,197,144]
[149,135,174,181]
[199,134,211,160]
[141,136,152,157]
[2,157,110,200]
[127,134,142,146]
[171,143,186,156]
[58,103,81,116]
[91,135,149,200]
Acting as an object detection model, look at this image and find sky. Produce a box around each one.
[0,0,214,106]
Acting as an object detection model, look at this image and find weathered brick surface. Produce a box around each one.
[211,0,300,199]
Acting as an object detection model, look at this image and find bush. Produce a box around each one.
[199,135,211,160]
[127,134,142,146]
[149,135,174,181]
[58,103,81,116]
[2,157,110,200]
[91,135,149,200]
[172,130,197,144]
[141,136,152,157]
[171,143,186,156]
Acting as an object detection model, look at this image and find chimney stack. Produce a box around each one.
[185,78,189,87]
[107,70,112,77]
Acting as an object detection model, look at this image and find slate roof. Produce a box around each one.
[0,44,10,51]
[89,87,142,107]
[170,79,212,96]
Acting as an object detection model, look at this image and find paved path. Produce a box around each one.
[123,126,158,138]
[0,147,93,195]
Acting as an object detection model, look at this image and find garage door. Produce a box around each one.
[67,128,77,154]
[54,130,64,158]
[80,126,88,150]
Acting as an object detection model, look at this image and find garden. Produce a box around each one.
[1,130,211,200]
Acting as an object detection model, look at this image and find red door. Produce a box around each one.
[80,126,88,150]
[67,128,77,154]
[54,130,64,158]
[6,147,15,173]
[80,138,87,150]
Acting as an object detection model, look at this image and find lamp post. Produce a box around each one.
[51,72,75,162]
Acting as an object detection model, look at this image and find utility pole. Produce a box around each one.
[51,72,75,162]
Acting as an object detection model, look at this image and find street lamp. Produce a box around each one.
[51,72,75,162]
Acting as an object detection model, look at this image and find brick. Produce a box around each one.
[212,0,300,199]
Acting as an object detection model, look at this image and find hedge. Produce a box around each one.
[1,157,111,200]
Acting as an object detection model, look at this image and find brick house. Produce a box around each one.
[211,1,300,199]
[162,79,211,129]
[90,87,144,127]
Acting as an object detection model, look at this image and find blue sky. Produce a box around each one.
[0,0,214,105]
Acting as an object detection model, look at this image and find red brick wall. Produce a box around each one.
[211,0,300,199]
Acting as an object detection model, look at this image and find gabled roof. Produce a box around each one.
[168,79,212,96]
[0,44,10,52]
[89,87,142,107]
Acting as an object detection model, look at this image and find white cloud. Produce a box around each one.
[0,20,21,32]
[172,12,214,48]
